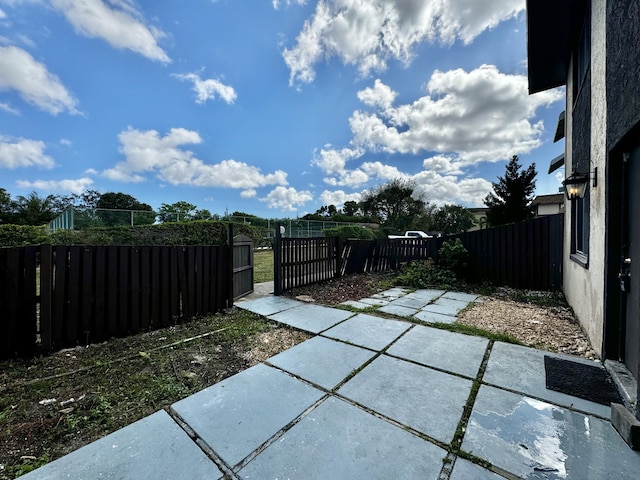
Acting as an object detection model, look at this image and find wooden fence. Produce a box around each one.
[274,215,563,294]
[0,244,233,359]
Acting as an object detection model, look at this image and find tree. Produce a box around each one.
[431,205,476,234]
[13,192,57,226]
[342,200,360,216]
[96,192,155,226]
[360,179,430,231]
[158,201,198,223]
[483,155,537,226]
[0,188,16,224]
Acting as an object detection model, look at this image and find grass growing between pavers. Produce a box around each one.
[0,309,297,479]
[254,249,274,283]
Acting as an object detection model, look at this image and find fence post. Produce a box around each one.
[227,224,234,308]
[274,221,283,295]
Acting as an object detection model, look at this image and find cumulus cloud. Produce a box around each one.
[350,66,562,163]
[0,45,80,115]
[319,189,361,207]
[422,155,464,175]
[0,136,55,169]
[412,170,492,206]
[283,0,525,85]
[356,79,397,109]
[52,0,170,63]
[172,72,237,104]
[16,177,94,194]
[103,127,288,189]
[241,189,257,198]
[273,0,307,9]
[260,186,313,211]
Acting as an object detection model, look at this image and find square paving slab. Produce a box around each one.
[359,297,389,306]
[386,324,489,378]
[268,303,354,333]
[237,296,302,316]
[371,287,410,300]
[171,363,324,467]
[462,385,640,480]
[238,396,447,480]
[420,299,468,317]
[20,410,222,480]
[449,458,504,480]
[413,309,457,324]
[267,336,376,390]
[442,291,478,303]
[387,295,430,309]
[484,342,611,418]
[338,355,472,443]
[377,303,419,317]
[409,289,446,302]
[322,313,411,351]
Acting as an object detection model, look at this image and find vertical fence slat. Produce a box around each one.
[94,246,106,341]
[140,246,151,331]
[130,247,140,333]
[160,246,171,326]
[106,246,118,339]
[39,245,53,354]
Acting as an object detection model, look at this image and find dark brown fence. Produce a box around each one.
[274,215,563,294]
[0,244,233,359]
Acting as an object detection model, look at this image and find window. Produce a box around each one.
[573,6,591,99]
[571,189,589,267]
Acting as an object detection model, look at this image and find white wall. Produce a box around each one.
[562,0,607,356]
[537,203,563,216]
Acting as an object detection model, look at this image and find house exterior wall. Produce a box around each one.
[536,204,563,216]
[563,0,607,355]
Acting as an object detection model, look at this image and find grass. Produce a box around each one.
[0,309,287,479]
[254,249,274,283]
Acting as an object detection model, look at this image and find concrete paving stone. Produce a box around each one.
[449,458,504,480]
[408,289,446,302]
[338,355,473,444]
[419,302,467,317]
[483,342,611,418]
[413,309,457,325]
[322,313,412,351]
[386,324,489,378]
[20,410,222,480]
[236,296,302,316]
[377,303,419,317]
[339,300,371,309]
[388,295,430,309]
[267,336,376,390]
[238,396,447,480]
[442,291,479,303]
[268,303,354,333]
[463,385,640,480]
[171,363,324,467]
[359,297,389,306]
[371,287,410,300]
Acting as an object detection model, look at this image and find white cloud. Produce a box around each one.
[260,186,313,211]
[412,170,492,206]
[319,189,361,207]
[360,161,408,180]
[16,177,94,194]
[350,66,563,163]
[273,0,306,9]
[356,79,397,109]
[0,101,19,114]
[283,0,525,85]
[422,155,464,175]
[52,0,170,63]
[172,72,237,104]
[0,136,55,169]
[0,45,80,115]
[103,127,288,189]
[241,189,257,198]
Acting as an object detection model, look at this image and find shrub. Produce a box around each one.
[438,238,469,279]
[0,225,50,246]
[394,259,458,289]
[323,225,376,241]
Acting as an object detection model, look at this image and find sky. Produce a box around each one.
[0,0,566,218]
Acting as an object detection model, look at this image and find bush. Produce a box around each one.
[323,225,377,241]
[438,238,469,279]
[0,225,50,246]
[394,259,458,290]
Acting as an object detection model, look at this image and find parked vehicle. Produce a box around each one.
[388,230,433,239]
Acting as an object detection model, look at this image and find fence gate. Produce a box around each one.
[233,235,254,299]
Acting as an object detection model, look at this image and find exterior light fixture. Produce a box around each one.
[562,167,597,200]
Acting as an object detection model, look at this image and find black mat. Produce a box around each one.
[544,355,622,406]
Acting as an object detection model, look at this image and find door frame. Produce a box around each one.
[604,126,640,417]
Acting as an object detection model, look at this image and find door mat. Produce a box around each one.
[544,355,622,406]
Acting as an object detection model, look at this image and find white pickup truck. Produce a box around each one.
[388,230,433,239]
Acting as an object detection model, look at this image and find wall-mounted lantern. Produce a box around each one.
[562,167,597,200]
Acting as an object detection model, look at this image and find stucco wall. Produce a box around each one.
[563,0,607,356]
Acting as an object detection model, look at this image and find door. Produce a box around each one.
[233,235,254,300]
[621,144,640,382]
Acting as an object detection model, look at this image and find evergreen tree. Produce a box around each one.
[483,155,537,226]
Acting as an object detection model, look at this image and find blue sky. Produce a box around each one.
[0,0,565,218]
